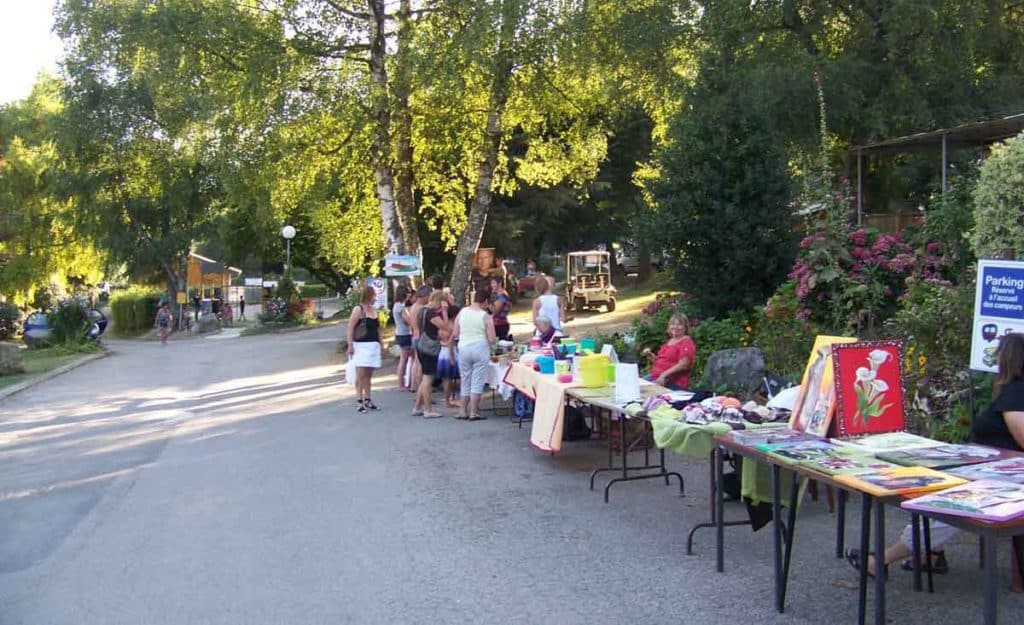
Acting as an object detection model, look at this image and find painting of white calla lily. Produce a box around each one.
[832,340,907,437]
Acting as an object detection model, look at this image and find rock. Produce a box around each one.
[702,347,766,394]
[0,342,25,375]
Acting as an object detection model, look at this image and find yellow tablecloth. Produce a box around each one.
[504,362,579,454]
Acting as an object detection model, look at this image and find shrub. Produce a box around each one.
[689,312,751,383]
[110,287,163,335]
[886,276,976,440]
[299,284,329,299]
[973,130,1024,258]
[750,282,822,381]
[47,299,91,345]
[0,302,20,340]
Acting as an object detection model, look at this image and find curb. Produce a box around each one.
[0,350,109,402]
[240,318,346,338]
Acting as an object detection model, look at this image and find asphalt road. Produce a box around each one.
[0,325,1020,624]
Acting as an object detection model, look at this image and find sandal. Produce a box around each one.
[845,548,887,580]
[454,414,469,420]
[411,410,424,417]
[467,414,488,421]
[423,412,444,419]
[365,400,380,411]
[900,551,949,575]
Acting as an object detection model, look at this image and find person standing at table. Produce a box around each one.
[641,313,696,391]
[532,277,562,335]
[490,278,511,341]
[413,290,447,419]
[407,285,432,393]
[846,332,1024,582]
[453,288,497,421]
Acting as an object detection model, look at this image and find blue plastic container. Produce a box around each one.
[537,356,556,374]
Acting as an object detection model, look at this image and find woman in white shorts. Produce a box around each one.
[347,286,383,413]
[452,288,497,421]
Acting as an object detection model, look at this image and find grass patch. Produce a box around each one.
[0,343,102,389]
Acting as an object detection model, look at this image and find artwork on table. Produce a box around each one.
[789,335,858,436]
[838,431,938,453]
[834,466,966,497]
[755,440,841,464]
[727,427,807,447]
[902,480,1024,523]
[831,340,906,437]
[798,454,900,476]
[949,457,1024,485]
[876,443,1011,470]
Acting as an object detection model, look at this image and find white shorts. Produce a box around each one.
[351,342,381,368]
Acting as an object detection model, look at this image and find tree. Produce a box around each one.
[645,55,798,318]
[0,77,104,308]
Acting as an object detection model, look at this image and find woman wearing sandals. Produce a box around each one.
[347,286,384,413]
[452,288,497,421]
[413,291,448,418]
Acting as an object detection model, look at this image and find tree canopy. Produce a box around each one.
[1,0,1022,310]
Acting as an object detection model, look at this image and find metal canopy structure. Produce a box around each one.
[848,112,1024,225]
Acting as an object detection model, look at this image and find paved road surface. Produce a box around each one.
[1,325,1021,624]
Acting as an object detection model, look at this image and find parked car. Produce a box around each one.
[22,308,108,348]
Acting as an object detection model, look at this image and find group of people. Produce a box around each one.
[350,275,515,420]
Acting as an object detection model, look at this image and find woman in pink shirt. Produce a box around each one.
[642,313,696,390]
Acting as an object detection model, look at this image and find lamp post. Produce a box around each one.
[281,225,296,275]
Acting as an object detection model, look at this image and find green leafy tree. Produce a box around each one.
[973,131,1024,259]
[645,58,798,318]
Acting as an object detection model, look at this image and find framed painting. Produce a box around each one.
[831,339,906,437]
[789,335,858,436]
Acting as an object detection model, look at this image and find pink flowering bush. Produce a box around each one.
[788,222,945,334]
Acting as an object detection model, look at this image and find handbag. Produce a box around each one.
[352,305,368,341]
[417,308,442,357]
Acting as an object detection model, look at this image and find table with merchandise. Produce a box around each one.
[713,429,1024,625]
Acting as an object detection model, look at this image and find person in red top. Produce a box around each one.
[642,313,696,390]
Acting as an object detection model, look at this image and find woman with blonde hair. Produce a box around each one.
[531,275,563,336]
[347,286,384,412]
[641,312,695,391]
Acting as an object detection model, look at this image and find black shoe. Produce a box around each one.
[365,400,380,411]
[846,548,888,580]
[900,551,949,575]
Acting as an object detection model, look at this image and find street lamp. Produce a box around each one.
[281,225,296,274]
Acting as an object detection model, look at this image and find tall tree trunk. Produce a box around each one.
[368,0,405,256]
[449,0,518,304]
[393,0,421,260]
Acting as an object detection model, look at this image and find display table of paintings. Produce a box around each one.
[713,429,1024,625]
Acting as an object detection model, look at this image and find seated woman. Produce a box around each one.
[641,313,696,391]
[847,332,1024,583]
[534,315,561,347]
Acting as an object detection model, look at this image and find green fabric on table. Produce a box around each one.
[649,413,801,506]
[741,458,805,507]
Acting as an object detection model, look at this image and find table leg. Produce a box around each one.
[984,528,998,625]
[836,489,847,558]
[772,463,784,613]
[716,445,725,573]
[923,517,934,593]
[911,514,922,592]
[780,472,800,610]
[873,498,886,625]
[857,494,872,625]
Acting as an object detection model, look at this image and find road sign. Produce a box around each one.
[970,259,1024,372]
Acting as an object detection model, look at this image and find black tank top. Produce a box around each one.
[354,305,380,342]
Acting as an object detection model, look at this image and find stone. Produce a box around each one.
[702,347,766,394]
[0,342,25,375]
